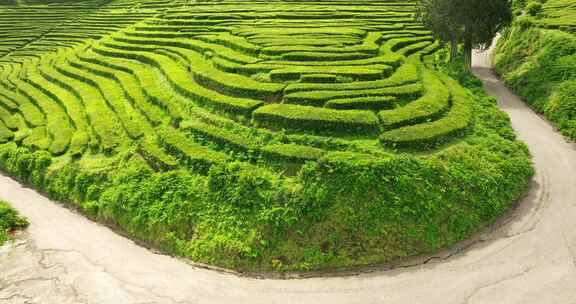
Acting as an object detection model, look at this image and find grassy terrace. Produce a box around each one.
[533,0,576,33]
[0,0,533,272]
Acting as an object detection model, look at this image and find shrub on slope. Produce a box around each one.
[496,26,576,141]
[0,201,28,245]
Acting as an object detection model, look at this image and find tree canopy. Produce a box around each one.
[417,0,513,69]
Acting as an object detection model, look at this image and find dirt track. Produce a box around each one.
[1,47,575,304]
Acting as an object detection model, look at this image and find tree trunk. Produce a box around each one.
[463,39,473,71]
[450,35,458,63]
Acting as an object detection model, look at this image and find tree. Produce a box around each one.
[416,0,513,70]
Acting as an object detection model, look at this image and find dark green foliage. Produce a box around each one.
[416,0,513,68]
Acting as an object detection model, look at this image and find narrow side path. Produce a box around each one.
[1,48,575,304]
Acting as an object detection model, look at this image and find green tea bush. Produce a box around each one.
[526,2,543,16]
[0,201,28,246]
[252,104,380,135]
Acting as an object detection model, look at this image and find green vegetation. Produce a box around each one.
[525,0,576,33]
[0,201,28,245]
[0,0,533,272]
[496,1,576,141]
[416,0,513,69]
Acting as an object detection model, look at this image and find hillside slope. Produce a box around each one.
[0,0,533,272]
[496,0,576,141]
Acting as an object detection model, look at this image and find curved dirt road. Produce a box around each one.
[1,48,576,304]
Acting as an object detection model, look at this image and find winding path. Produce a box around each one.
[1,48,576,304]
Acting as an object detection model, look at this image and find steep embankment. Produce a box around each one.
[495,3,576,141]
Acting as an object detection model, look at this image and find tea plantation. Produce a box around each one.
[0,0,533,272]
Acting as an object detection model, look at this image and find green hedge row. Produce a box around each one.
[32,63,91,138]
[50,58,130,153]
[379,70,450,130]
[94,41,263,115]
[326,96,396,111]
[35,66,95,155]
[62,57,145,140]
[381,36,434,54]
[300,74,338,83]
[9,61,75,156]
[283,82,422,106]
[22,127,49,151]
[252,104,380,135]
[0,121,13,143]
[0,106,17,131]
[261,143,326,162]
[280,51,372,62]
[234,27,367,38]
[195,33,261,56]
[23,73,76,155]
[52,61,132,152]
[138,136,178,171]
[181,120,259,152]
[113,34,276,98]
[264,53,403,68]
[263,42,379,57]
[269,65,389,82]
[156,126,229,173]
[0,68,45,127]
[284,62,418,94]
[380,75,473,150]
[80,49,184,124]
[397,41,433,57]
[74,53,166,126]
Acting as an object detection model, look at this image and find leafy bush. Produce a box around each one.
[526,1,543,16]
[0,201,28,245]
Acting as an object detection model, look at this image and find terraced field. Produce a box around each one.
[533,0,576,33]
[0,0,463,161]
[0,0,533,271]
